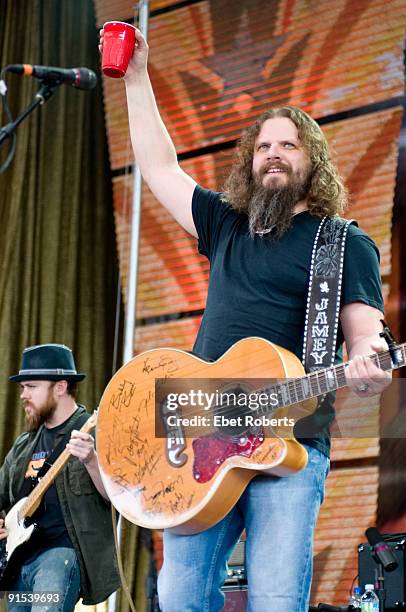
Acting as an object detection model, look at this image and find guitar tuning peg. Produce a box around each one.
[380,319,403,368]
[380,319,396,346]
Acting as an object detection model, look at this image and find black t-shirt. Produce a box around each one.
[191,185,384,456]
[20,418,75,556]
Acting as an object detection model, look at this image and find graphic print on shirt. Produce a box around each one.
[24,450,49,479]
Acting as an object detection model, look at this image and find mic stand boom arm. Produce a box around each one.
[0,80,60,147]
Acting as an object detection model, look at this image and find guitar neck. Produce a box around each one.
[20,447,72,518]
[20,411,97,519]
[262,343,406,412]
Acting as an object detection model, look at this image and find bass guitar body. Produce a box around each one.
[0,499,36,588]
[0,412,97,586]
[97,337,317,534]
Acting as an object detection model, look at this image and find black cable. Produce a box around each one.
[349,572,359,599]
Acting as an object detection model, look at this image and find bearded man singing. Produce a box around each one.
[110,24,392,612]
[0,344,120,611]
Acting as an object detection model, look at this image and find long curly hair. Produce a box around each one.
[222,106,347,216]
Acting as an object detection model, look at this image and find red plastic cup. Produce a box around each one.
[102,21,136,78]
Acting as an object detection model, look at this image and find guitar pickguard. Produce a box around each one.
[192,432,265,483]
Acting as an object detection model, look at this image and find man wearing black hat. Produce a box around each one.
[0,344,120,611]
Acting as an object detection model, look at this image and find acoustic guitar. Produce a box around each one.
[96,337,405,535]
[0,412,97,585]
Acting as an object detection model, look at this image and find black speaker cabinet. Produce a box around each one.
[358,535,406,610]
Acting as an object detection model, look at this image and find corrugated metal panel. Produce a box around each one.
[94,0,179,27]
[331,437,379,462]
[113,108,401,318]
[135,315,202,353]
[101,0,405,170]
[326,109,402,276]
[113,175,210,314]
[311,464,379,605]
[332,388,380,439]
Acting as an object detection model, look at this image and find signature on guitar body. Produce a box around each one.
[96,337,405,535]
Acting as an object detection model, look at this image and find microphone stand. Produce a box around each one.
[374,563,386,612]
[0,80,60,147]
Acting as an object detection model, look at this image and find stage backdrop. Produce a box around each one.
[94,0,405,607]
[0,1,122,611]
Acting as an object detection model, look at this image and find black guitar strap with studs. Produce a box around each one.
[302,216,355,377]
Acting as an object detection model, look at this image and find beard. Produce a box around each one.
[248,162,312,238]
[24,387,57,432]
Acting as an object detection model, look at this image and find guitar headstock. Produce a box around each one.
[81,409,98,433]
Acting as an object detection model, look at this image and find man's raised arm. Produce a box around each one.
[101,27,197,237]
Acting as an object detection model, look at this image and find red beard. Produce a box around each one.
[24,389,57,432]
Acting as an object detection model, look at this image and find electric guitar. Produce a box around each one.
[0,411,97,584]
[96,337,405,535]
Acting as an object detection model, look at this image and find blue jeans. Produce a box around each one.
[158,445,329,612]
[7,547,81,612]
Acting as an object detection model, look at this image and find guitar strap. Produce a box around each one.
[302,216,355,376]
[16,410,90,501]
[36,411,89,479]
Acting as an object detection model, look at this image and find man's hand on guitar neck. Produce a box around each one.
[67,430,96,466]
[345,341,392,398]
[341,303,392,398]
[67,431,110,501]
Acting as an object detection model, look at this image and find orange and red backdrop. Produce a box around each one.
[94,0,405,605]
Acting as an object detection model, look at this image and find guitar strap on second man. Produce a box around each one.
[15,410,89,503]
[36,411,90,480]
[302,215,355,375]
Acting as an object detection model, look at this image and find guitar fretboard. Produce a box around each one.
[20,447,72,518]
[256,343,406,414]
[20,412,97,519]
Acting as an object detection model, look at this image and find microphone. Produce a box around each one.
[365,527,398,572]
[5,64,97,90]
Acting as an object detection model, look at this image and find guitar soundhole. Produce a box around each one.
[212,384,253,437]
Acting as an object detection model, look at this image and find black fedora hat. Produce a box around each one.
[9,343,86,383]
